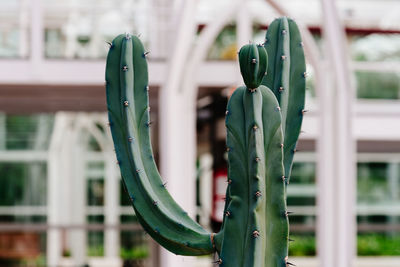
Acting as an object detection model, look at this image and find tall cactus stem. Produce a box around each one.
[261,17,306,185]
[105,16,305,266]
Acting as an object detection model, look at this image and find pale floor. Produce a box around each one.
[58,256,400,267]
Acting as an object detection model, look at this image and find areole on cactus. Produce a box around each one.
[105,16,305,267]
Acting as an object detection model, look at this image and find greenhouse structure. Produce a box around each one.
[0,0,399,267]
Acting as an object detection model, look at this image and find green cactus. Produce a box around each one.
[261,17,306,184]
[213,43,289,267]
[105,16,305,267]
[105,34,213,255]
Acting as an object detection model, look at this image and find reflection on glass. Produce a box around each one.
[358,233,400,256]
[2,114,54,151]
[87,215,104,257]
[351,34,400,62]
[88,231,104,256]
[207,25,237,60]
[357,162,400,256]
[289,233,316,256]
[87,161,105,206]
[355,71,400,99]
[0,0,30,58]
[287,162,317,256]
[43,0,150,59]
[120,231,150,264]
[358,163,392,203]
[0,162,47,207]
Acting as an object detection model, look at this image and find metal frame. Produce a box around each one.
[46,113,121,266]
[0,1,400,267]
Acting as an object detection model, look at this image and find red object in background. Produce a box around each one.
[212,168,228,223]
[0,233,40,259]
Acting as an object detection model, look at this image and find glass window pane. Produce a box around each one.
[357,162,400,256]
[0,0,30,58]
[86,161,105,206]
[358,233,400,256]
[3,114,54,151]
[287,162,317,256]
[0,162,47,206]
[88,231,104,257]
[351,34,400,62]
[120,231,150,263]
[87,179,104,206]
[355,71,400,99]
[43,0,150,59]
[207,25,237,60]
[358,162,392,203]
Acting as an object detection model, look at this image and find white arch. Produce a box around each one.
[266,1,356,267]
[159,1,322,267]
[160,1,354,267]
[47,113,120,267]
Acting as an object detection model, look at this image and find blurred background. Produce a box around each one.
[0,0,399,267]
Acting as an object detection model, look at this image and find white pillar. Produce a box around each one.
[64,0,79,59]
[318,1,356,267]
[236,0,252,48]
[69,117,87,266]
[89,4,101,59]
[48,113,70,267]
[388,162,399,232]
[158,1,199,266]
[104,152,120,259]
[235,0,251,87]
[30,0,43,78]
[19,0,29,58]
[158,2,241,266]
[150,0,171,58]
[0,113,5,150]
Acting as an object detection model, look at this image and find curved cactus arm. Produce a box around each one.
[215,44,288,267]
[105,34,213,256]
[262,17,306,183]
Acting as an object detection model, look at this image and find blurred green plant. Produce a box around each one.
[87,245,104,257]
[288,235,316,256]
[62,249,71,257]
[356,71,400,99]
[120,246,149,260]
[357,163,393,203]
[358,234,400,256]
[0,162,47,206]
[289,234,400,256]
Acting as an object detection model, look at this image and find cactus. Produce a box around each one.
[105,16,305,267]
[261,17,306,183]
[105,33,214,255]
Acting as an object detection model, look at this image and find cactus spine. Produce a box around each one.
[105,34,213,255]
[105,17,305,267]
[262,17,306,183]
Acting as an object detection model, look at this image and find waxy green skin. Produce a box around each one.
[262,17,306,184]
[106,34,213,255]
[214,43,288,267]
[105,16,305,267]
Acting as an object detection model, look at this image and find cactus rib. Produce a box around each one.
[215,44,288,267]
[262,17,306,184]
[106,34,213,256]
[105,16,305,266]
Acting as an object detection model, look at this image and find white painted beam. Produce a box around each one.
[0,60,398,86]
[319,1,356,267]
[158,1,200,266]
